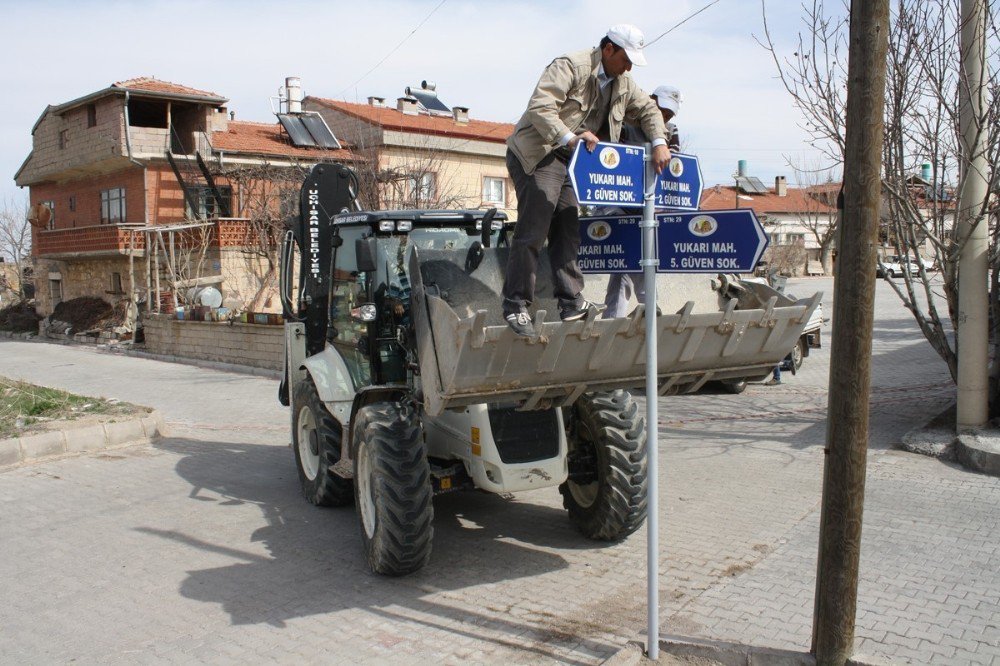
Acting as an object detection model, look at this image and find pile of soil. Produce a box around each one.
[49,297,123,335]
[0,301,41,333]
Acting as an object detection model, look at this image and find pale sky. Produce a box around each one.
[0,0,841,205]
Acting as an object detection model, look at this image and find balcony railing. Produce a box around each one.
[35,224,146,257]
[35,218,269,258]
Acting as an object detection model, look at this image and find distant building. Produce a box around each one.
[701,176,839,276]
[306,87,515,218]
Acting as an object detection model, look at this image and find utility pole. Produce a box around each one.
[956,0,990,431]
[811,1,889,664]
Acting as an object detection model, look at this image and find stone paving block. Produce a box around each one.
[0,441,21,466]
[103,419,146,446]
[63,424,109,453]
[18,430,65,461]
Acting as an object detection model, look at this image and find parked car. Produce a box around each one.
[876,255,921,278]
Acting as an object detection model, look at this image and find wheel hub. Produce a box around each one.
[357,441,376,539]
[296,405,321,481]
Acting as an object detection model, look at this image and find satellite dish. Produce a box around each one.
[28,203,51,228]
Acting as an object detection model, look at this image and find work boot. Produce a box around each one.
[559,299,603,322]
[504,308,535,337]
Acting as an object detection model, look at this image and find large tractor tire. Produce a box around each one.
[292,380,353,507]
[352,401,433,576]
[560,390,647,540]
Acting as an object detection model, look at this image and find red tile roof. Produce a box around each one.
[113,77,226,101]
[211,121,356,161]
[700,184,838,215]
[308,97,513,144]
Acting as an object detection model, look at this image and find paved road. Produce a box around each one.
[1,277,997,664]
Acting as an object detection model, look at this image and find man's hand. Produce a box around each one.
[652,144,671,174]
[568,131,600,152]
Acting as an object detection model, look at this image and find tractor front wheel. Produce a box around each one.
[560,390,648,540]
[352,401,433,576]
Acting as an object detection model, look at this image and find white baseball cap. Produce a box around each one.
[606,24,648,67]
[653,85,682,115]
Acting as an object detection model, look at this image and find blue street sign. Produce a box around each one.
[568,141,645,208]
[653,153,702,211]
[656,209,768,273]
[577,215,644,274]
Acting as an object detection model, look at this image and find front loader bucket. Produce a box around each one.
[409,246,819,416]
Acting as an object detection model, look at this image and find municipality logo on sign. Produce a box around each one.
[599,146,621,169]
[688,215,718,237]
[586,220,612,241]
[668,157,684,177]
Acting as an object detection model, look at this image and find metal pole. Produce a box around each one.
[641,144,660,660]
[956,0,989,431]
[811,1,889,664]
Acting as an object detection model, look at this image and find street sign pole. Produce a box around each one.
[642,144,660,660]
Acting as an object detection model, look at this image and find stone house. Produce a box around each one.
[14,77,357,321]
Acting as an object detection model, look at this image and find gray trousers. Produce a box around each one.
[603,272,647,318]
[502,149,584,311]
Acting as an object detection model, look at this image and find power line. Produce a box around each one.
[339,0,448,97]
[646,0,723,47]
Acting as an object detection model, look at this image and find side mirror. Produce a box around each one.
[356,237,377,273]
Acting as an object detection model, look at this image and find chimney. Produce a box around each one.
[452,106,469,123]
[397,96,419,115]
[285,76,302,113]
[367,96,386,107]
[775,176,787,197]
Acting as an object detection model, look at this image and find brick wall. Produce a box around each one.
[142,314,283,370]
[30,167,147,231]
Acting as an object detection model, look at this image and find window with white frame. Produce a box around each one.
[405,172,436,205]
[100,187,126,224]
[786,233,806,245]
[483,176,506,205]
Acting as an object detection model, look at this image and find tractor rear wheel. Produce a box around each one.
[292,380,353,507]
[352,401,433,576]
[560,390,647,540]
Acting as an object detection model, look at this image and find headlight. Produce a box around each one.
[351,303,377,322]
[396,220,413,232]
[378,220,395,232]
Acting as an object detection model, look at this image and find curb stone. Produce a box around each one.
[602,638,893,665]
[0,410,167,469]
[955,430,1000,476]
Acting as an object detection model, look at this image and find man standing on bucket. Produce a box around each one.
[501,24,671,337]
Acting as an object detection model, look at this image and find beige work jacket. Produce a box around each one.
[507,47,667,174]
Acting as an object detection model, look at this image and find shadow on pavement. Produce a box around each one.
[136,437,620,663]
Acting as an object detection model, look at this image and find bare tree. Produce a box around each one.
[0,195,32,299]
[347,136,478,212]
[761,0,1000,387]
[216,161,310,312]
